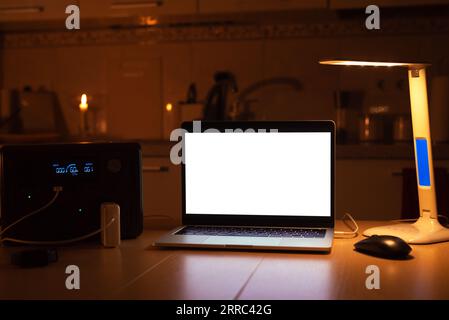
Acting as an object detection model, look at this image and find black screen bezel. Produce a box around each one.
[181,121,335,228]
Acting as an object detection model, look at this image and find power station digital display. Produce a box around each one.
[52,161,95,177]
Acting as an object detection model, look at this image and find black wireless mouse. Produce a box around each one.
[354,235,412,259]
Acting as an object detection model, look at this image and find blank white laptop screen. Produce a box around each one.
[184,132,331,217]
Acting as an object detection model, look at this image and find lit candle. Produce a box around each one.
[80,94,88,111]
[79,94,88,136]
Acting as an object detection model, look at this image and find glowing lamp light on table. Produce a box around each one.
[320,59,449,244]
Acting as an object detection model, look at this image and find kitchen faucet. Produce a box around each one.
[229,77,302,120]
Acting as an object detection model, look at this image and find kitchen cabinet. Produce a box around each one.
[142,156,181,227]
[337,159,413,220]
[141,155,447,225]
[0,0,77,22]
[106,46,163,140]
[143,152,449,224]
[0,0,197,22]
[199,0,326,14]
[337,159,449,220]
[79,0,197,19]
[330,0,449,9]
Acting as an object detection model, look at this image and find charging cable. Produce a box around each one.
[0,186,63,239]
[334,213,359,238]
[0,186,116,246]
[333,213,449,240]
[2,218,116,245]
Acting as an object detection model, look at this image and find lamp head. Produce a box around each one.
[319,59,429,70]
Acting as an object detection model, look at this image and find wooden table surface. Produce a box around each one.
[1,220,449,300]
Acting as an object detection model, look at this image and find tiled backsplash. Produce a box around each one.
[1,15,448,139]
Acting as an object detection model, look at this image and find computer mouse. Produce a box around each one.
[354,235,412,259]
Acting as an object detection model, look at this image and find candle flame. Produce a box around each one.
[80,94,88,111]
[166,103,173,112]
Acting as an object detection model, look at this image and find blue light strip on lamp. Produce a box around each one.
[415,138,431,187]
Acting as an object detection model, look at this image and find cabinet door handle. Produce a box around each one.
[0,6,44,14]
[110,1,162,10]
[143,166,169,172]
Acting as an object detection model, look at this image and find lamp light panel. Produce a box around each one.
[319,60,428,69]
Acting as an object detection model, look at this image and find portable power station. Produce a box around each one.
[0,142,143,243]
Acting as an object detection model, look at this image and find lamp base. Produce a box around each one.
[363,216,449,244]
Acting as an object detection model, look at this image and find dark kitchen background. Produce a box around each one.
[1,0,449,226]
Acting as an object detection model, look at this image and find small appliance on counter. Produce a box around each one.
[358,105,394,144]
[334,90,364,144]
[1,88,67,135]
[393,114,412,144]
[203,71,238,121]
[0,142,143,244]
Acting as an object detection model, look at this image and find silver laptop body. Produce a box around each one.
[155,121,335,252]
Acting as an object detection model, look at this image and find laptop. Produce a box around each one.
[154,121,335,252]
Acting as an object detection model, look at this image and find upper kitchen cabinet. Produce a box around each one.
[106,45,164,140]
[79,0,197,19]
[0,0,77,22]
[330,0,449,9]
[0,0,197,23]
[198,0,327,14]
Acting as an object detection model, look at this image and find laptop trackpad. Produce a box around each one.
[203,236,281,246]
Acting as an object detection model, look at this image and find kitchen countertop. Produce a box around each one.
[336,143,449,160]
[2,136,449,160]
[139,140,449,160]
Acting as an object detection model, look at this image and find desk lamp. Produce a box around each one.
[320,59,449,244]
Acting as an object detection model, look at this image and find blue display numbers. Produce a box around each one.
[52,161,95,177]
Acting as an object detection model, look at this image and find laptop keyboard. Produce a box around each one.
[176,226,326,238]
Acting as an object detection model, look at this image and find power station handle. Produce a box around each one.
[110,1,163,9]
[0,6,44,14]
[143,166,169,172]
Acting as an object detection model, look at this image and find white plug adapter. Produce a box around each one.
[101,202,121,248]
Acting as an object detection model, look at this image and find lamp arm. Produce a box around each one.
[408,68,438,219]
